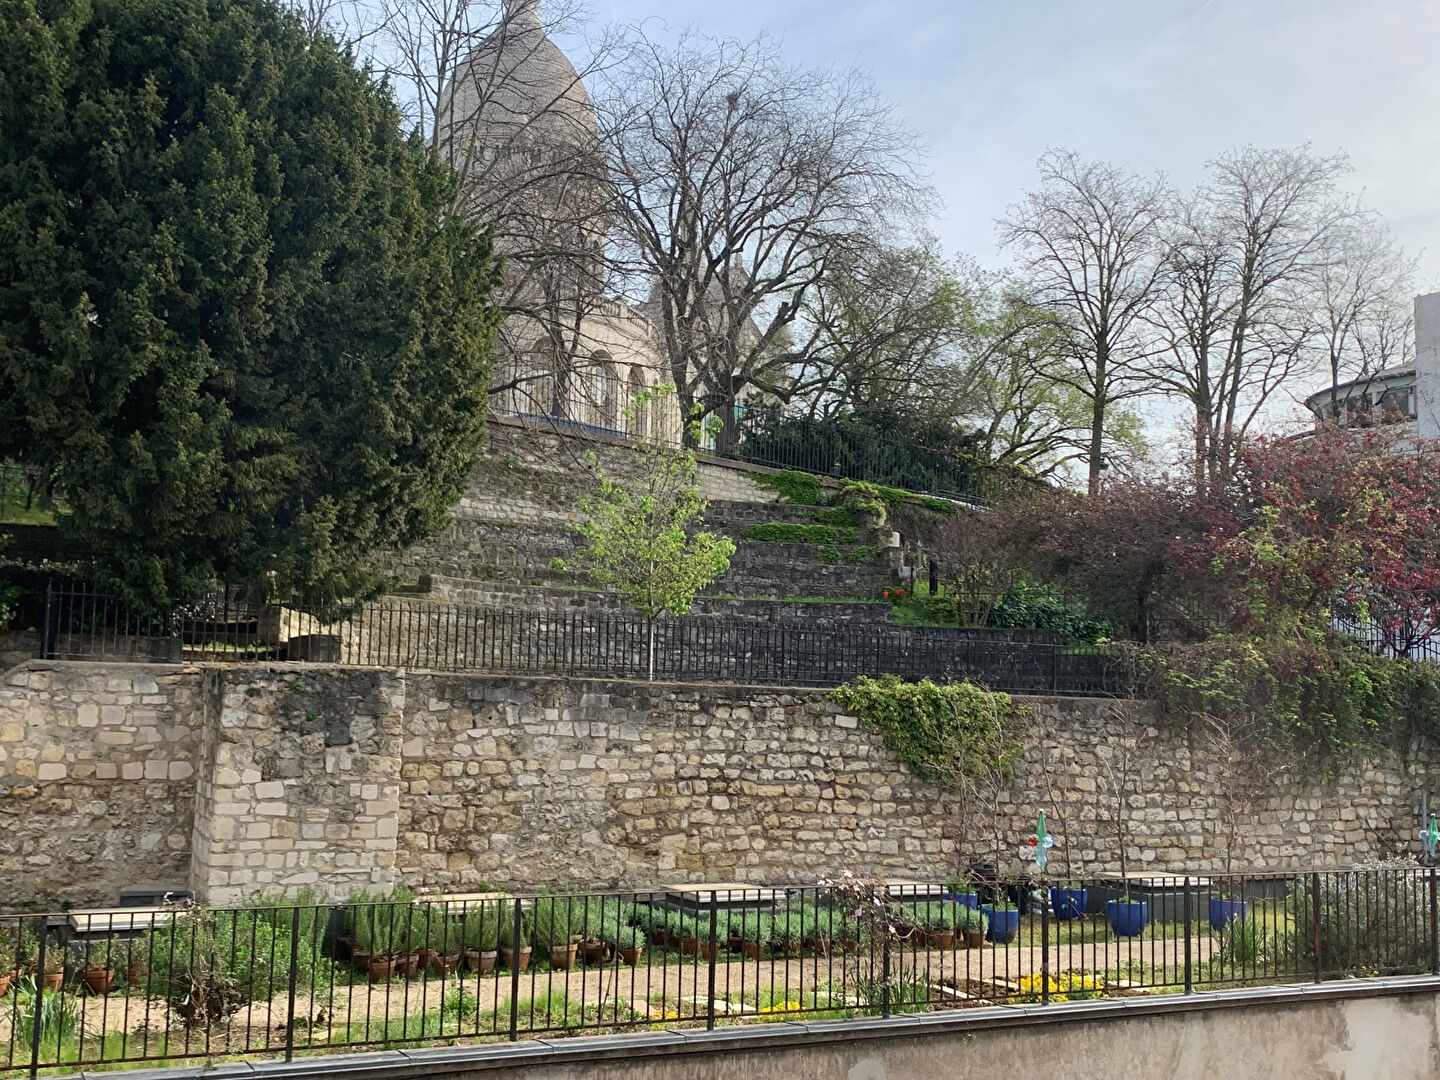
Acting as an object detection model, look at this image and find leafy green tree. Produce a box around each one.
[559,396,736,676]
[0,0,499,607]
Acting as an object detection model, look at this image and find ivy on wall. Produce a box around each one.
[830,675,1024,787]
[1130,632,1440,773]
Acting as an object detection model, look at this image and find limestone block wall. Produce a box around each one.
[0,663,201,907]
[190,668,405,904]
[1,660,1436,908]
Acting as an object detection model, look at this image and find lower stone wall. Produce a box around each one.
[0,663,201,907]
[0,660,1435,907]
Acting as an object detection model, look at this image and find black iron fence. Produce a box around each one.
[1335,616,1440,663]
[36,582,1126,696]
[493,368,1027,506]
[1,866,1434,1073]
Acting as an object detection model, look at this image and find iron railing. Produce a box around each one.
[36,582,1126,696]
[1,866,1434,1073]
[492,368,1024,506]
[1335,616,1440,663]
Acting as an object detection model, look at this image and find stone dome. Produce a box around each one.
[443,0,597,152]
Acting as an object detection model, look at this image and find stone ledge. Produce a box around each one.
[65,977,1440,1080]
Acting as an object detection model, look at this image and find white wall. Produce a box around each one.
[1415,292,1440,437]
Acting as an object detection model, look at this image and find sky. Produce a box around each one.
[571,0,1440,444]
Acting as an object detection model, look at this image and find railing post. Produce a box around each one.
[40,579,54,661]
[1040,895,1050,1006]
[1051,644,1059,694]
[1309,871,1322,983]
[284,906,302,1061]
[1429,867,1438,976]
[508,899,523,1041]
[29,916,46,1079]
[880,931,892,1019]
[1182,875,1193,994]
[705,899,719,1031]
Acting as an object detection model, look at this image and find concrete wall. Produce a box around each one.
[1415,292,1440,438]
[404,985,1440,1080]
[3,660,1437,907]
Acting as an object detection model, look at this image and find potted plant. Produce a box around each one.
[462,908,501,974]
[0,942,12,996]
[608,926,645,966]
[957,905,987,948]
[82,963,116,995]
[734,914,766,960]
[921,904,955,950]
[424,916,463,974]
[532,897,582,970]
[580,936,609,965]
[1203,711,1260,932]
[981,899,1020,944]
[943,879,979,909]
[1100,734,1149,938]
[40,948,63,992]
[498,908,533,972]
[1039,775,1088,920]
[767,918,800,958]
[123,956,147,989]
[353,904,396,981]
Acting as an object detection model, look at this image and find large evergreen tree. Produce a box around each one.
[0,0,499,606]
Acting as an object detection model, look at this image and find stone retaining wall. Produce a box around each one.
[1,660,1434,907]
[0,663,201,906]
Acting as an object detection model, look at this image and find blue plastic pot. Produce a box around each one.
[1050,887,1088,921]
[1208,897,1249,932]
[945,891,979,909]
[982,905,1020,944]
[1105,899,1149,938]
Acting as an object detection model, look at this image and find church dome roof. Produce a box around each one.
[446,0,596,149]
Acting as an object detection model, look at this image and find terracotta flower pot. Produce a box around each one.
[500,947,531,973]
[962,930,984,949]
[82,967,116,995]
[124,962,146,986]
[351,948,372,972]
[0,974,11,997]
[581,941,608,965]
[650,929,670,948]
[466,949,498,975]
[620,946,644,966]
[548,943,579,970]
[416,948,436,969]
[726,933,744,951]
[679,936,699,956]
[927,930,955,950]
[429,952,461,975]
[741,941,764,961]
[396,953,421,977]
[41,972,63,992]
[367,957,396,983]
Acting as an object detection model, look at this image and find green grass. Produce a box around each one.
[0,468,59,526]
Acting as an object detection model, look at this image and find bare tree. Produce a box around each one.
[1313,217,1416,418]
[962,295,1148,482]
[599,32,928,447]
[1152,147,1359,489]
[999,150,1170,494]
[785,240,979,420]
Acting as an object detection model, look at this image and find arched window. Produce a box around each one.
[627,366,649,440]
[592,351,618,430]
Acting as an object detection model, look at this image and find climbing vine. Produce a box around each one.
[1130,631,1440,773]
[829,675,1025,787]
